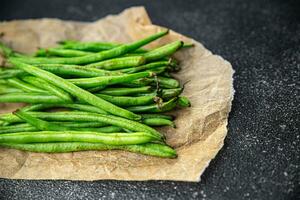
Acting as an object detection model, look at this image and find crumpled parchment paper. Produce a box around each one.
[0,7,234,181]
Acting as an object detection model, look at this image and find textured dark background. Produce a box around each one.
[0,0,299,199]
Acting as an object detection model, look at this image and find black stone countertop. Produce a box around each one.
[0,0,299,199]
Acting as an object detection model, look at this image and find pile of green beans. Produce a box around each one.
[0,30,193,158]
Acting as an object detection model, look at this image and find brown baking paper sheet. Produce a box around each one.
[0,7,234,181]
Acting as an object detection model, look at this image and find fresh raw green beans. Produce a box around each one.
[95,94,158,107]
[155,76,180,89]
[59,40,120,51]
[178,96,191,107]
[68,71,152,88]
[0,85,22,94]
[119,61,169,73]
[127,98,178,113]
[36,48,91,57]
[143,41,183,62]
[0,93,66,104]
[0,123,117,134]
[142,118,175,127]
[141,114,174,120]
[23,76,72,102]
[0,142,177,158]
[99,86,152,96]
[9,59,141,120]
[59,40,148,53]
[0,111,164,139]
[0,131,158,145]
[14,109,70,131]
[1,64,120,78]
[24,103,107,114]
[7,78,46,93]
[10,110,121,133]
[11,30,169,64]
[85,56,145,70]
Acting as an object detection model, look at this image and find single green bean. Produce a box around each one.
[178,96,191,107]
[22,76,72,102]
[85,56,145,70]
[68,71,152,88]
[127,98,178,113]
[14,109,70,131]
[142,118,175,127]
[3,64,120,78]
[143,41,183,62]
[95,94,157,107]
[119,61,169,73]
[7,78,46,93]
[0,111,163,139]
[99,86,152,96]
[0,123,121,134]
[0,93,66,104]
[154,76,180,89]
[59,40,148,53]
[0,142,177,158]
[12,30,168,64]
[9,59,140,120]
[182,43,194,48]
[141,114,174,120]
[0,131,158,145]
[135,88,184,100]
[0,85,23,94]
[59,40,119,51]
[36,48,91,57]
[146,67,167,75]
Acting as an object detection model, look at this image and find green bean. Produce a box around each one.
[12,30,169,64]
[142,118,175,127]
[160,88,183,99]
[59,40,148,53]
[0,122,111,134]
[0,131,158,145]
[178,96,191,107]
[9,59,140,120]
[68,71,152,88]
[95,94,157,107]
[0,122,121,134]
[59,40,119,51]
[99,86,152,96]
[155,76,180,89]
[119,61,169,73]
[143,41,183,62]
[22,76,72,102]
[14,109,70,131]
[182,43,194,48]
[22,103,107,114]
[146,67,167,75]
[87,85,107,92]
[136,88,183,100]
[141,114,174,120]
[0,142,177,158]
[0,93,66,104]
[0,125,37,134]
[127,76,180,89]
[7,78,46,93]
[36,48,91,57]
[0,85,22,94]
[0,111,163,139]
[21,104,54,112]
[127,98,178,113]
[3,65,119,78]
[85,56,145,70]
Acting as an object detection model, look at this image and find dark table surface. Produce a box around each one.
[0,0,299,199]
